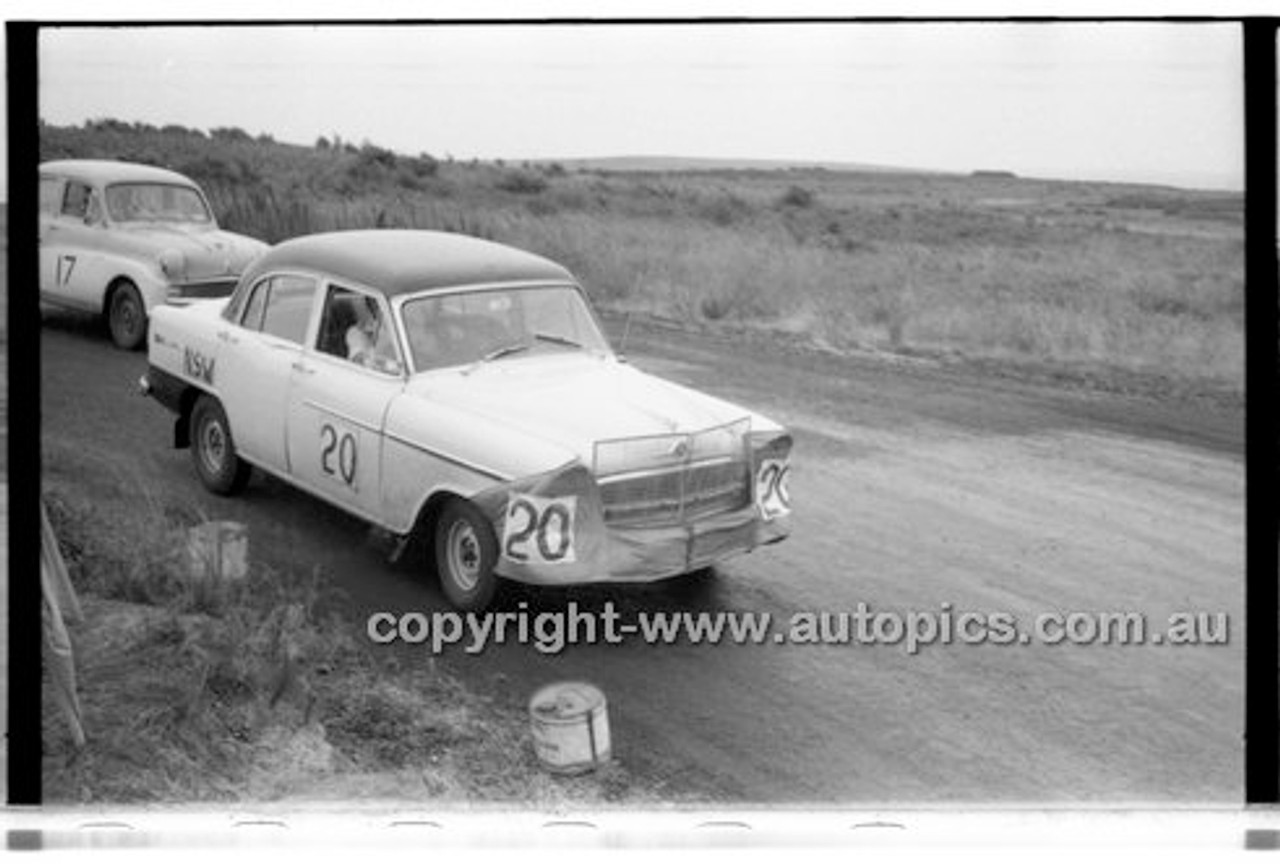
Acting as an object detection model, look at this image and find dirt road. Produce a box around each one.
[40,309,1244,803]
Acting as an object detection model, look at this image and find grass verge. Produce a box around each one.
[41,442,672,805]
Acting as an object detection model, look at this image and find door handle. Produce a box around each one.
[292,361,316,376]
[216,329,239,345]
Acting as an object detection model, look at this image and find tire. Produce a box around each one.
[434,499,500,612]
[190,395,251,495]
[107,280,148,351]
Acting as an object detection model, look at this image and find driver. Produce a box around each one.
[346,296,395,370]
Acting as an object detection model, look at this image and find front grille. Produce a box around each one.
[599,458,750,526]
[595,419,752,528]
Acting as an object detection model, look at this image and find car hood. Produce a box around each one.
[403,353,769,464]
[115,223,267,280]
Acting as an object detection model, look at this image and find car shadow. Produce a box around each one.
[41,306,110,343]
[494,567,730,618]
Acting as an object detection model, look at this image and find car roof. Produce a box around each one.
[39,159,197,186]
[242,229,575,297]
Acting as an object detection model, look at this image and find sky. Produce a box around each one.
[24,19,1246,191]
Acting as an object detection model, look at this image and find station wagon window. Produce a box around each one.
[238,275,316,345]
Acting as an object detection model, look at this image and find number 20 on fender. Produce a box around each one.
[503,494,578,564]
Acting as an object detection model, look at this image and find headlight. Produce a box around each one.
[158,249,186,280]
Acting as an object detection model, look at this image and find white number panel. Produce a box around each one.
[503,494,578,564]
[756,459,792,520]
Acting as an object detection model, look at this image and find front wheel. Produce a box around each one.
[107,281,148,351]
[434,499,500,611]
[190,395,251,495]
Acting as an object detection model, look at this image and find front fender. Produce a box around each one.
[99,255,170,313]
[380,393,579,533]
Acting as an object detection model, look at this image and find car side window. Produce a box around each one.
[317,285,401,374]
[222,284,247,324]
[239,278,271,332]
[61,182,93,219]
[39,178,62,216]
[260,275,317,344]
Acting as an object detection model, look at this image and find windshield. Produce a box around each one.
[105,183,212,224]
[399,285,611,373]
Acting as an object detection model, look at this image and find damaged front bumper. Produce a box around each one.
[471,428,793,586]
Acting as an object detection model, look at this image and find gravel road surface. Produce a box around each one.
[40,309,1244,804]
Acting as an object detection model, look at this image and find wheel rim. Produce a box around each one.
[113,293,141,342]
[445,519,482,592]
[199,416,227,476]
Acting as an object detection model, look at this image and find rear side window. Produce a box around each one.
[39,178,62,215]
[240,279,271,332]
[260,276,317,344]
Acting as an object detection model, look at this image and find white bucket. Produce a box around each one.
[184,521,249,583]
[529,681,611,774]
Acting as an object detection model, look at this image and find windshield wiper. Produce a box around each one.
[463,341,531,374]
[482,342,532,362]
[464,334,585,375]
[533,332,583,349]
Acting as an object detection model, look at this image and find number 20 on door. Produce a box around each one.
[319,421,360,491]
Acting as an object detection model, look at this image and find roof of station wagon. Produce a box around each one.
[242,229,575,297]
[39,159,200,186]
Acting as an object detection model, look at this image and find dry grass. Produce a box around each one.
[41,440,673,805]
[41,120,1244,393]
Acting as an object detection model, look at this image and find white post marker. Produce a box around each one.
[184,520,249,583]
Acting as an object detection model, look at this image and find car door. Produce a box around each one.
[217,273,320,475]
[41,179,103,310]
[286,283,406,523]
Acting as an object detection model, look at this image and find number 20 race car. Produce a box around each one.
[140,229,792,610]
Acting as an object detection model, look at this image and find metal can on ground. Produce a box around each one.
[529,681,611,774]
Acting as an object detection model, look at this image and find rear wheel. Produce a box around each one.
[434,499,500,611]
[190,395,251,495]
[107,280,147,351]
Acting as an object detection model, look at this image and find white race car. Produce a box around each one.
[141,229,792,610]
[39,159,268,349]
